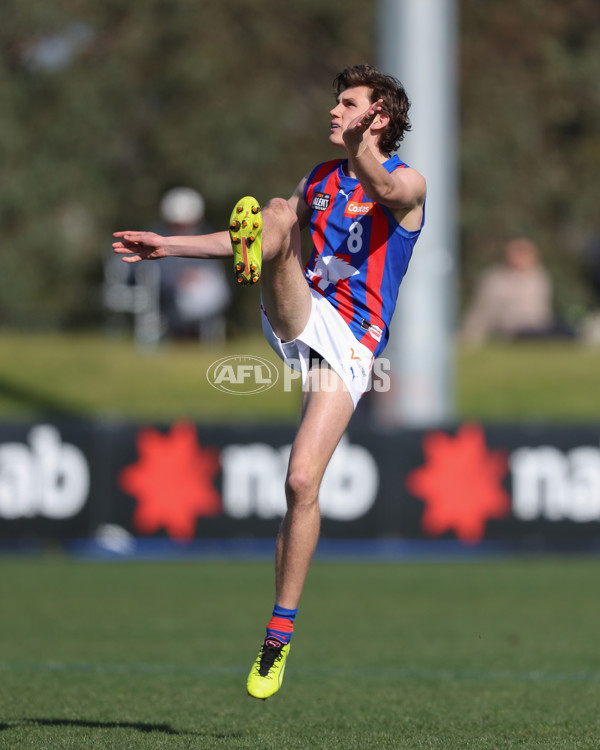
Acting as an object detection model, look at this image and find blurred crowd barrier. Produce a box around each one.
[1,419,599,554]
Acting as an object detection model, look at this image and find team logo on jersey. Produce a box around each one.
[311,192,331,211]
[305,255,359,291]
[344,201,373,217]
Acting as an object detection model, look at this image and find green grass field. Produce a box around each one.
[2,331,600,747]
[1,328,600,422]
[1,556,599,749]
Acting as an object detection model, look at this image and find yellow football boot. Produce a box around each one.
[229,196,262,286]
[246,637,290,700]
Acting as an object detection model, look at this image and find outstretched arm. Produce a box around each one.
[112,230,232,264]
[113,179,312,265]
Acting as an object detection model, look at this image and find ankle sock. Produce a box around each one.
[265,603,298,645]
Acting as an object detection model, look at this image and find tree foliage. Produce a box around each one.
[460,0,600,317]
[1,0,599,328]
[0,0,372,327]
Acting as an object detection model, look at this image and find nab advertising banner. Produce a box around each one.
[1,419,600,547]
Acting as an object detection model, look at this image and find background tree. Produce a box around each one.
[0,0,372,328]
[460,0,600,322]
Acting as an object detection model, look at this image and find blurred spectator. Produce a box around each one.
[155,187,231,342]
[580,235,600,345]
[584,235,600,307]
[460,237,573,345]
[104,187,231,346]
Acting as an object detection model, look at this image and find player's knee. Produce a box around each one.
[264,197,297,234]
[285,465,320,508]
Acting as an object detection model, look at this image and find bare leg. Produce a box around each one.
[255,199,356,606]
[274,366,355,609]
[258,198,314,342]
[245,199,356,699]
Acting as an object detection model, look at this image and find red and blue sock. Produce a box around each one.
[265,603,297,646]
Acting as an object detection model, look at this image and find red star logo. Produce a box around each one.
[406,423,510,543]
[119,421,221,540]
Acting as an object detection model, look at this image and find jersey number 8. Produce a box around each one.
[347,221,363,254]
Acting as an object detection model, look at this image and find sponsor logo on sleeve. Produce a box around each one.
[311,192,331,211]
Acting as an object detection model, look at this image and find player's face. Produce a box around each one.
[329,85,373,148]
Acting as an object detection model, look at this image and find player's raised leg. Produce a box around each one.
[228,194,313,343]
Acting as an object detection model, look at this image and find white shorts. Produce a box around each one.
[261,288,374,408]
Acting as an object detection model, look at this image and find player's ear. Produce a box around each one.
[372,111,390,132]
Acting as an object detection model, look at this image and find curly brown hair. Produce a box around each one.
[333,64,412,156]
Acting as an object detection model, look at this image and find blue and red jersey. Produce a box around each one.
[303,156,423,357]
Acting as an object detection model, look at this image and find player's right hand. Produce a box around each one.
[112,231,169,263]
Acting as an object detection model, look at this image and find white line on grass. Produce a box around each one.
[1,661,600,683]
